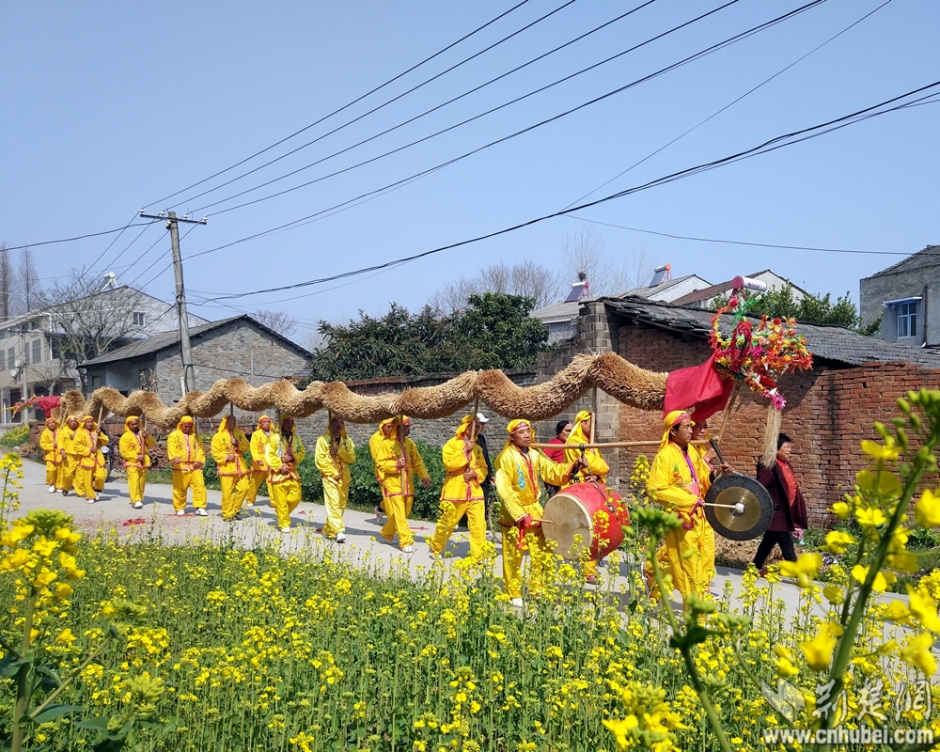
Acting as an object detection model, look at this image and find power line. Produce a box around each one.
[145,0,534,208]
[184,0,651,213]
[193,0,744,217]
[564,0,893,208]
[192,79,940,303]
[84,212,141,271]
[183,0,824,259]
[2,222,157,253]
[566,217,909,256]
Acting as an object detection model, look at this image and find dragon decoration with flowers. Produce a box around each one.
[708,281,813,465]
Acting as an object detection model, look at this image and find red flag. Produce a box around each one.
[663,353,733,421]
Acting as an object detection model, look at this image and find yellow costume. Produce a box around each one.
[39,418,60,489]
[211,419,251,521]
[73,417,107,502]
[167,416,207,513]
[314,425,356,539]
[647,410,716,601]
[247,417,273,506]
[266,418,306,531]
[429,416,489,561]
[563,410,612,580]
[119,416,156,506]
[55,416,79,495]
[369,417,430,549]
[494,420,574,600]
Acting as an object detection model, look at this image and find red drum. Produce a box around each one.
[541,483,630,561]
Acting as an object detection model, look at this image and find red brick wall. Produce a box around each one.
[616,322,940,528]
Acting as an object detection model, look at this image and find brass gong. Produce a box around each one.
[703,474,773,541]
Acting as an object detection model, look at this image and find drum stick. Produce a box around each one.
[589,388,597,445]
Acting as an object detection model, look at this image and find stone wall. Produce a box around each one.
[154,320,309,415]
[534,300,623,485]
[292,369,538,453]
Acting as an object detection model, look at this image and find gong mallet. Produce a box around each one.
[702,438,745,517]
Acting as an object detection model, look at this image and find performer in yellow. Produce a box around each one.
[647,410,728,602]
[39,417,61,492]
[495,419,584,607]
[73,415,107,504]
[56,415,80,497]
[369,416,431,553]
[562,409,612,582]
[119,415,155,509]
[315,415,356,542]
[167,416,208,516]
[428,414,489,562]
[92,424,110,497]
[211,415,251,522]
[247,415,273,507]
[266,417,306,532]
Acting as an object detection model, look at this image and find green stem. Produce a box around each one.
[11,590,37,752]
[28,639,108,721]
[822,455,930,740]
[647,540,734,752]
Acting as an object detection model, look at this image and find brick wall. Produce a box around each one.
[614,321,940,527]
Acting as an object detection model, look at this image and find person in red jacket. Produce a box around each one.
[753,432,808,574]
[543,419,572,498]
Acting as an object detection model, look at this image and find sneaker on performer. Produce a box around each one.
[280,526,291,534]
[47,485,56,493]
[176,509,186,516]
[86,498,95,504]
[132,501,143,510]
[510,598,523,608]
[61,489,68,497]
[335,532,346,543]
[402,545,414,554]
[195,508,208,517]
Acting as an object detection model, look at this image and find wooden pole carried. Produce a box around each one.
[714,382,741,446]
[531,439,711,450]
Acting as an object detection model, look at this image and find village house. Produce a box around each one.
[860,244,940,346]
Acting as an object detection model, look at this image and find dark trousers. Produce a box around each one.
[753,530,797,569]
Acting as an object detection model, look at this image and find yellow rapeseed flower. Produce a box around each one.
[824,530,856,555]
[915,489,940,528]
[908,590,940,635]
[800,622,843,671]
[855,506,887,528]
[851,565,893,592]
[861,439,899,461]
[831,501,851,520]
[899,633,937,677]
[778,553,822,588]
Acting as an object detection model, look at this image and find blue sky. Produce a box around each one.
[2,0,937,345]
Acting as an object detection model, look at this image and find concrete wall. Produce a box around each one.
[860,270,940,346]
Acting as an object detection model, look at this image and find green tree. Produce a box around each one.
[714,283,881,335]
[308,293,549,381]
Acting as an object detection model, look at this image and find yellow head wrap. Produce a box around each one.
[257,415,272,430]
[177,416,194,430]
[124,415,142,430]
[455,414,475,437]
[660,410,691,451]
[45,417,57,426]
[504,419,531,450]
[569,410,593,445]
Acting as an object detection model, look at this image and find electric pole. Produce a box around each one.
[139,210,207,396]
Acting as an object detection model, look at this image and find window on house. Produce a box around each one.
[133,311,145,327]
[0,351,5,370]
[897,302,918,339]
[32,340,41,364]
[7,348,13,369]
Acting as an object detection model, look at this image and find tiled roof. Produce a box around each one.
[81,315,312,367]
[604,296,940,369]
[863,245,940,279]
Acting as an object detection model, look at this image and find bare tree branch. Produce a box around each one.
[253,309,299,339]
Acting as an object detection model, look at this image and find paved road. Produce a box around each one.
[10,457,908,616]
